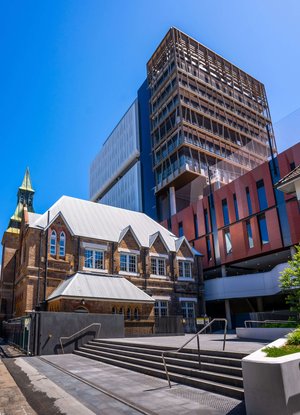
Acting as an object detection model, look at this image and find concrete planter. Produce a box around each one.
[242,338,300,415]
[236,327,294,341]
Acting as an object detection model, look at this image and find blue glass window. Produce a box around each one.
[222,199,229,226]
[204,209,209,233]
[246,187,252,215]
[206,236,212,260]
[233,194,239,220]
[50,230,56,255]
[246,221,254,248]
[59,232,66,257]
[178,222,183,237]
[258,215,269,245]
[256,180,268,211]
[193,214,199,238]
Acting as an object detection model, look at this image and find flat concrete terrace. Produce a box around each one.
[104,333,268,354]
[7,354,247,415]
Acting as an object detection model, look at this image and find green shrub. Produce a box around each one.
[263,345,300,357]
[287,328,300,345]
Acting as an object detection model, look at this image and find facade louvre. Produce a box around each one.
[147,28,276,220]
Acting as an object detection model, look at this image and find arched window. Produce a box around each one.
[50,230,56,255]
[112,307,116,314]
[119,307,124,314]
[126,308,131,320]
[59,232,66,257]
[134,308,139,321]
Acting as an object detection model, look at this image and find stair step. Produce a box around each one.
[89,340,243,368]
[84,343,243,376]
[74,349,244,400]
[77,347,243,388]
[93,339,247,360]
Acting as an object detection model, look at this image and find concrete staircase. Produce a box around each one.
[74,339,246,400]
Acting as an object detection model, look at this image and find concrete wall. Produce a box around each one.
[32,312,124,355]
[242,338,300,415]
[236,327,294,341]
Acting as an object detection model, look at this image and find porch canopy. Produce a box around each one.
[47,272,154,304]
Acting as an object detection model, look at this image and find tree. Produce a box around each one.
[279,245,300,320]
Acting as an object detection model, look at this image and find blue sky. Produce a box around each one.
[0,0,300,249]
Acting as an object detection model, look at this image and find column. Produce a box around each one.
[169,186,176,217]
[225,299,232,330]
[256,297,264,312]
[221,265,227,277]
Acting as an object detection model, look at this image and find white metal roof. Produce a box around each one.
[47,272,155,303]
[28,195,179,251]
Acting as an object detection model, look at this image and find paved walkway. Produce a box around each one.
[10,354,246,415]
[0,359,36,415]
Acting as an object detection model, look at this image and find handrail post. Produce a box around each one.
[196,333,201,370]
[162,352,171,388]
[223,320,227,351]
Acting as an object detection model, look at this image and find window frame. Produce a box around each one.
[180,301,195,319]
[154,300,169,317]
[178,259,193,280]
[119,252,138,275]
[83,248,105,271]
[258,214,269,245]
[224,229,232,255]
[50,230,57,256]
[246,220,254,248]
[150,257,166,277]
[59,231,66,257]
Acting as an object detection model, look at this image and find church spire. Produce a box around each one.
[7,168,35,233]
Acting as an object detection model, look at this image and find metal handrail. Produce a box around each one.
[244,320,297,328]
[59,323,101,354]
[161,318,227,388]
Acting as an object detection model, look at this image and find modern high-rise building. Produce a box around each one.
[90,28,276,223]
[90,81,156,219]
[148,28,277,220]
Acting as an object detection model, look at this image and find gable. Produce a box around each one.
[177,240,193,258]
[118,228,140,251]
[149,234,169,255]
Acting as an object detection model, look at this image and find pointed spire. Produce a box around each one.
[19,167,34,192]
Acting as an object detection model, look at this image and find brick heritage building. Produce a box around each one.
[161,142,300,327]
[0,174,204,335]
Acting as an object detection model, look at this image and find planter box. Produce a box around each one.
[242,338,300,415]
[236,327,294,341]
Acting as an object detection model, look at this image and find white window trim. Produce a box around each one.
[83,267,108,274]
[150,257,167,278]
[176,256,194,261]
[119,252,138,275]
[82,242,108,251]
[118,248,140,255]
[178,258,193,280]
[119,270,139,277]
[149,252,168,259]
[178,276,194,282]
[83,248,106,272]
[179,297,198,303]
[153,295,171,301]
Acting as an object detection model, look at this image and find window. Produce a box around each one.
[112,307,116,314]
[59,232,66,257]
[233,194,239,220]
[204,209,210,233]
[193,214,199,238]
[178,222,184,237]
[290,161,296,171]
[50,230,57,255]
[120,253,137,273]
[246,187,252,215]
[134,308,139,320]
[206,236,212,260]
[126,308,131,320]
[256,180,268,211]
[84,249,104,269]
[258,215,269,245]
[154,301,168,317]
[246,221,254,248]
[224,229,232,254]
[151,257,166,276]
[181,301,195,319]
[222,199,229,226]
[178,260,192,279]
